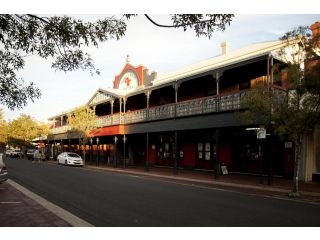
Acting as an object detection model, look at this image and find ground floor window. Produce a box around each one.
[197,142,215,161]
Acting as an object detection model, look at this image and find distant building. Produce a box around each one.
[48,21,320,182]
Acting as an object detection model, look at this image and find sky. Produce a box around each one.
[1,3,320,123]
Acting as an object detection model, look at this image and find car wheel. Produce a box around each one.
[65,160,68,166]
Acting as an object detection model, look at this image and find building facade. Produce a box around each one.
[47,22,320,181]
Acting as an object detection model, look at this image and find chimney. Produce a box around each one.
[221,41,230,55]
[310,21,320,48]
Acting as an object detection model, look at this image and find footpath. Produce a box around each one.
[1,160,320,227]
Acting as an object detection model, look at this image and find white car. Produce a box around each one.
[57,152,84,166]
[5,149,13,157]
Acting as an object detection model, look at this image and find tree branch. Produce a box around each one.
[144,14,220,29]
[26,14,50,24]
[144,14,176,28]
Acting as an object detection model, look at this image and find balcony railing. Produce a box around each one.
[50,90,247,134]
[50,125,71,134]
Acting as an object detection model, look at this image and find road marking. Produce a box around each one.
[128,175,142,178]
[7,179,94,227]
[0,201,21,204]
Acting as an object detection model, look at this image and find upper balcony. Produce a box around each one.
[97,90,246,129]
[49,90,246,135]
[50,54,287,135]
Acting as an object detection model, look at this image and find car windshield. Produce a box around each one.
[67,153,80,158]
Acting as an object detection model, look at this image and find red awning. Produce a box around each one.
[90,125,125,137]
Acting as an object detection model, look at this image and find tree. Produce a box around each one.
[237,25,320,196]
[67,106,98,164]
[0,109,8,144]
[6,114,50,149]
[0,14,234,110]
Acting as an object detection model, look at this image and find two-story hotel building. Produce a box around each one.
[47,21,320,182]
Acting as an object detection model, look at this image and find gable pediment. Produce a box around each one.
[87,90,116,106]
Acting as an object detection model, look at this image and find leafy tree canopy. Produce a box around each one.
[5,113,49,147]
[67,105,98,141]
[0,109,7,143]
[0,14,234,110]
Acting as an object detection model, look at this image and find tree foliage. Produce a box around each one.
[0,14,127,110]
[237,25,320,195]
[0,14,233,110]
[5,114,49,147]
[137,14,234,39]
[0,109,8,143]
[67,106,98,163]
[67,106,98,140]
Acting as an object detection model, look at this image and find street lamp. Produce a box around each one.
[114,136,118,168]
[123,134,127,169]
[96,137,100,166]
[268,121,275,185]
[246,126,266,184]
[89,138,93,163]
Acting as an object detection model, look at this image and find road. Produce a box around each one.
[5,157,320,226]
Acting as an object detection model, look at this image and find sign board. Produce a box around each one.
[221,165,228,175]
[257,128,266,139]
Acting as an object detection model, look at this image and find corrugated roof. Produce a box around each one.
[152,40,285,86]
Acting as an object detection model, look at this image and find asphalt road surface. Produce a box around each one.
[5,158,320,226]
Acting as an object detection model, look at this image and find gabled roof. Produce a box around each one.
[87,88,121,106]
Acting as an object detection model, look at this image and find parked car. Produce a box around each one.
[0,154,8,183]
[27,149,36,160]
[5,149,21,158]
[5,149,13,157]
[57,152,84,166]
[10,149,22,158]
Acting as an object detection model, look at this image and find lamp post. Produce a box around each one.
[96,137,100,166]
[123,135,127,169]
[268,121,275,185]
[114,136,118,168]
[246,127,266,184]
[89,138,93,163]
[145,132,149,172]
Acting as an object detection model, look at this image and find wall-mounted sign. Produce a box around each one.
[257,128,266,139]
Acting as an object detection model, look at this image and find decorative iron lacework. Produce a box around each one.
[90,92,113,105]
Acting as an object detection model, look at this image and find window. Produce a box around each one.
[197,143,203,159]
[198,142,211,161]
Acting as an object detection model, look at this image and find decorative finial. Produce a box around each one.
[126,54,130,64]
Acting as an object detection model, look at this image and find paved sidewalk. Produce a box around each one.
[0,180,71,227]
[0,179,92,227]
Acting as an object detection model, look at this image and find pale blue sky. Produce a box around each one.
[2,14,320,122]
